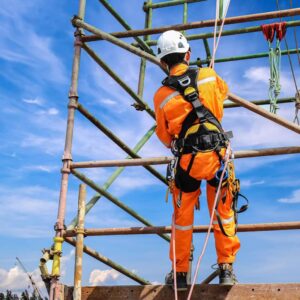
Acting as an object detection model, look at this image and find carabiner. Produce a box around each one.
[215,161,228,182]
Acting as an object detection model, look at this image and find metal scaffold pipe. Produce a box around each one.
[49,1,86,299]
[81,45,157,119]
[63,221,300,237]
[144,0,206,10]
[99,0,152,53]
[129,20,300,47]
[72,17,165,72]
[191,48,300,65]
[73,184,86,300]
[228,93,300,134]
[72,169,170,242]
[77,103,166,184]
[67,125,159,230]
[224,97,296,108]
[83,8,300,40]
[70,146,300,169]
[65,237,150,285]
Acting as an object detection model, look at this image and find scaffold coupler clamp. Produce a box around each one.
[165,140,180,202]
[295,90,300,109]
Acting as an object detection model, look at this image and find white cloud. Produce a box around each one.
[22,164,59,173]
[89,269,120,286]
[99,98,117,106]
[244,66,269,84]
[22,97,44,106]
[47,108,59,115]
[0,265,45,296]
[278,189,300,204]
[241,179,265,188]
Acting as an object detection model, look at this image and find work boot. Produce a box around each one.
[165,270,188,291]
[219,263,237,286]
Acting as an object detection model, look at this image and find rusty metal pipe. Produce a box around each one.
[73,185,86,300]
[65,237,150,285]
[228,93,300,134]
[70,146,300,169]
[64,221,300,237]
[50,1,86,299]
[82,8,300,40]
[201,270,220,284]
[72,17,164,72]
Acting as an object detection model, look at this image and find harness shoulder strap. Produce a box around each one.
[162,67,224,138]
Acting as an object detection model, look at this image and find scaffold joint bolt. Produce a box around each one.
[74,227,86,236]
[131,103,146,111]
[71,15,82,28]
[54,222,67,231]
[68,96,78,109]
[143,2,149,12]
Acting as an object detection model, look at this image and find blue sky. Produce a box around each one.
[1,0,300,295]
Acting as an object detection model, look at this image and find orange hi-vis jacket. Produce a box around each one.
[153,63,240,272]
[154,63,228,149]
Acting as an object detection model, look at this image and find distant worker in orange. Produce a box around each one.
[153,30,243,290]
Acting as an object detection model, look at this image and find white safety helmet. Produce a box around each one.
[157,30,190,60]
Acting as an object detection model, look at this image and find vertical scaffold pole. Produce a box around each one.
[137,0,153,97]
[73,184,86,300]
[50,1,86,299]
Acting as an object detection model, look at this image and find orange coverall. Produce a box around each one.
[154,63,240,272]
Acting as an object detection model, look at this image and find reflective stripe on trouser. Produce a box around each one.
[169,180,240,271]
[170,186,200,272]
[207,183,240,264]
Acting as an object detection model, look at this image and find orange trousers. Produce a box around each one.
[169,152,241,272]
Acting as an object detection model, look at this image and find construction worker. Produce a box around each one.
[153,30,241,290]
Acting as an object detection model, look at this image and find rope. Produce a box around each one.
[293,91,300,124]
[290,0,300,66]
[276,0,300,121]
[186,144,232,300]
[276,0,298,91]
[171,213,178,300]
[210,0,231,69]
[268,39,282,114]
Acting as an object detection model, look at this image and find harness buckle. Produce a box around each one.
[215,161,228,182]
[178,76,191,87]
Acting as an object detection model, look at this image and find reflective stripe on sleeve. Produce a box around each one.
[159,91,180,109]
[175,224,193,231]
[197,76,216,86]
[213,216,234,225]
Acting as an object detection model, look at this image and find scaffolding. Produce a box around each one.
[41,1,300,299]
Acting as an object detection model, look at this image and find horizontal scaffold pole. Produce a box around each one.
[67,125,159,230]
[77,103,166,185]
[82,8,300,40]
[144,0,206,10]
[81,45,156,119]
[99,0,152,53]
[224,97,296,108]
[64,221,300,237]
[70,146,300,169]
[65,237,150,285]
[228,93,300,134]
[72,16,166,73]
[72,169,170,242]
[192,48,300,65]
[129,20,300,46]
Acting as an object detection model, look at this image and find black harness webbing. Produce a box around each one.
[162,67,224,139]
[163,67,248,237]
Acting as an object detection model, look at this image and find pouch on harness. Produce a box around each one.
[163,67,248,237]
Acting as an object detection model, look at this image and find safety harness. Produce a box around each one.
[163,67,248,237]
[163,67,231,160]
